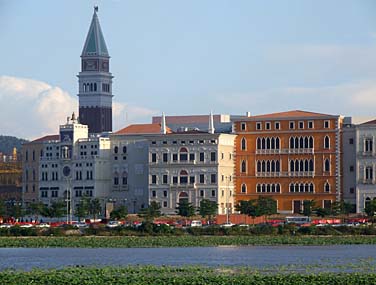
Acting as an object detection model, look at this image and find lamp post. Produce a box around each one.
[226,176,230,224]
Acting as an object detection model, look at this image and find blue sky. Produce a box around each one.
[1,0,376,138]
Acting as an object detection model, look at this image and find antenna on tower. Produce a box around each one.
[94,5,99,13]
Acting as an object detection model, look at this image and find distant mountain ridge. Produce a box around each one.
[0,135,29,155]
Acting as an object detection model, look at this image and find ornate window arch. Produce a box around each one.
[241,137,246,150]
[324,181,330,193]
[324,136,330,149]
[241,184,247,193]
[324,158,330,172]
[241,160,247,173]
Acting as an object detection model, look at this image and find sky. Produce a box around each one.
[1,0,376,139]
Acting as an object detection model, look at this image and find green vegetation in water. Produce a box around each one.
[0,266,376,285]
[1,235,376,248]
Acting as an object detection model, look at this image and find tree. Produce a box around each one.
[28,202,48,221]
[235,199,261,225]
[198,199,218,221]
[176,200,195,217]
[257,197,277,218]
[139,201,161,221]
[110,205,128,220]
[302,200,315,217]
[9,203,24,220]
[75,198,90,221]
[0,200,6,218]
[315,207,331,218]
[48,201,66,220]
[364,199,376,217]
[89,198,102,221]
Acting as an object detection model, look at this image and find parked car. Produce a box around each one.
[35,223,50,228]
[106,221,122,228]
[220,223,235,228]
[74,222,89,228]
[0,223,13,228]
[20,224,33,228]
[190,220,203,227]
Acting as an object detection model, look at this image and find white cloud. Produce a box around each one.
[0,76,158,139]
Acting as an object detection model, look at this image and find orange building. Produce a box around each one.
[234,110,342,214]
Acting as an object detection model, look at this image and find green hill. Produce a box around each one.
[0,136,29,155]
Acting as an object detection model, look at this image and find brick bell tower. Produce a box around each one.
[78,6,113,134]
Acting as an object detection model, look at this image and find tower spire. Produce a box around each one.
[161,112,167,134]
[208,111,215,134]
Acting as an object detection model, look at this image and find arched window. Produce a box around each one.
[262,161,266,172]
[309,159,314,172]
[257,184,261,193]
[290,160,294,172]
[324,182,330,193]
[241,160,246,173]
[262,138,266,149]
[266,161,271,172]
[241,137,246,150]
[266,184,271,192]
[276,137,280,149]
[295,160,299,172]
[114,146,118,154]
[241,184,247,193]
[290,137,294,149]
[123,146,127,154]
[113,172,119,185]
[257,138,261,150]
[309,183,314,193]
[305,183,309,192]
[309,137,314,148]
[122,172,128,185]
[271,160,275,172]
[295,183,299,193]
[300,184,304,192]
[276,184,281,193]
[299,160,304,172]
[299,137,304,148]
[257,161,261,172]
[295,137,299,149]
[324,136,330,149]
[180,170,188,184]
[271,138,275,149]
[290,183,294,192]
[276,160,280,172]
[266,138,271,149]
[179,147,188,161]
[262,184,266,192]
[304,160,309,172]
[324,159,330,172]
[271,184,275,192]
[304,137,309,148]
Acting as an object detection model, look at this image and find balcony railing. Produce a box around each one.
[255,148,314,155]
[256,171,315,177]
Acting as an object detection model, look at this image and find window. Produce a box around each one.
[210,174,216,184]
[151,153,157,163]
[199,174,205,184]
[241,122,246,131]
[151,175,157,184]
[324,120,330,128]
[163,191,168,197]
[114,177,119,185]
[189,176,195,184]
[199,152,205,162]
[241,160,246,173]
[114,146,118,154]
[350,187,355,194]
[265,122,271,130]
[324,159,330,172]
[324,182,330,193]
[289,121,295,129]
[349,166,354,172]
[349,138,354,145]
[211,190,216,197]
[152,190,156,197]
[298,121,304,129]
[122,146,127,154]
[210,152,216,162]
[308,121,314,129]
[256,122,262,130]
[324,136,330,149]
[122,176,128,185]
[173,154,178,162]
[179,153,188,161]
[189,153,195,161]
[365,138,373,152]
[163,174,168,184]
[173,176,178,184]
[163,201,168,207]
[163,153,168,162]
[275,122,280,130]
[241,137,246,150]
[200,190,204,197]
[366,166,373,180]
[241,184,246,193]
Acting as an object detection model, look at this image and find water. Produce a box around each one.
[0,245,375,272]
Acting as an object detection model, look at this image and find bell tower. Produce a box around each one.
[78,6,113,133]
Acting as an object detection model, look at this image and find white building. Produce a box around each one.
[38,114,111,216]
[355,119,376,213]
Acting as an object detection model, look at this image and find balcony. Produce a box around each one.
[362,179,374,184]
[255,171,315,178]
[283,148,314,154]
[255,149,281,155]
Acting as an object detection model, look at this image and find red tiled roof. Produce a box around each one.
[31,135,59,143]
[361,119,376,125]
[244,110,336,120]
[115,124,173,135]
[152,115,223,124]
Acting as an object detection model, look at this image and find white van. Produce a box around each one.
[190,220,202,227]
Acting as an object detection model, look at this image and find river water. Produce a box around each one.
[0,245,375,272]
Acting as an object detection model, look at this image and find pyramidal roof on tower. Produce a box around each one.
[81,7,109,57]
